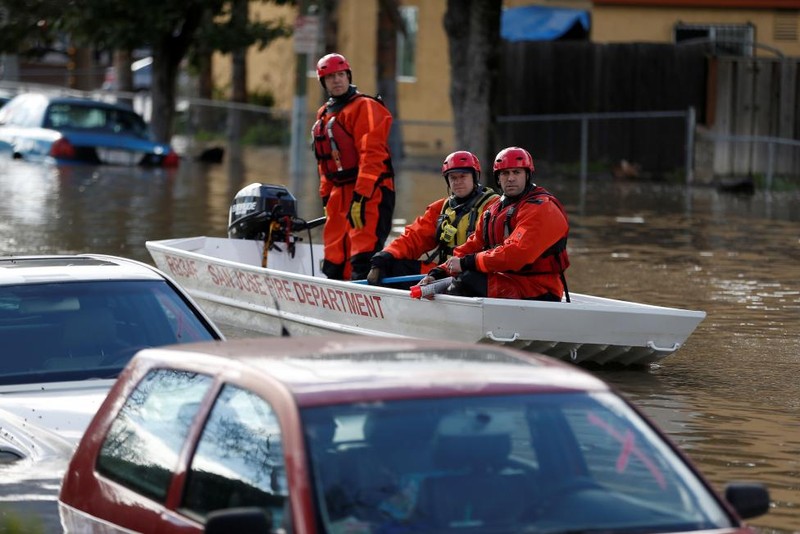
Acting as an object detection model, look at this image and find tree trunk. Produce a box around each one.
[194,7,216,135]
[71,47,95,91]
[196,50,215,133]
[320,0,339,56]
[444,0,501,182]
[318,0,339,108]
[228,0,248,146]
[377,0,403,166]
[113,49,134,109]
[113,49,133,93]
[149,46,179,143]
[147,4,205,143]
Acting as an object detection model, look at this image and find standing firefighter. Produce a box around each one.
[367,150,498,286]
[312,53,396,281]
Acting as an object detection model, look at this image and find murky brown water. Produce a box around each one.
[1,148,798,533]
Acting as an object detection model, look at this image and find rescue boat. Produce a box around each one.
[146,184,705,367]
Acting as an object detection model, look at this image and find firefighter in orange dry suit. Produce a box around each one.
[418,146,570,301]
[366,150,498,286]
[312,53,395,281]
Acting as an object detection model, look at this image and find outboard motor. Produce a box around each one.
[228,183,297,240]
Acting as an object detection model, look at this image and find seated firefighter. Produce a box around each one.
[418,146,570,301]
[367,150,499,287]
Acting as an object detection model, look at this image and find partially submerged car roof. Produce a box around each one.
[0,254,167,284]
[130,336,610,406]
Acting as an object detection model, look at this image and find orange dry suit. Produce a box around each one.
[450,184,570,300]
[312,85,395,280]
[377,186,499,277]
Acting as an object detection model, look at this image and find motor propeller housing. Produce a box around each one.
[228,183,298,240]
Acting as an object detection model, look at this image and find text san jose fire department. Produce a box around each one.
[163,254,385,319]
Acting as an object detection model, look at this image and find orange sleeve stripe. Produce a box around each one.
[359,100,377,152]
[475,253,487,272]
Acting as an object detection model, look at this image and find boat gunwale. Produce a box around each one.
[146,237,706,319]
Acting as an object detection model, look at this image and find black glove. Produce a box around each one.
[367,251,394,286]
[370,251,394,269]
[347,193,366,229]
[367,267,382,286]
[460,254,476,272]
[427,267,448,280]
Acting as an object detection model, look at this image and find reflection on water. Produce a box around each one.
[0,151,798,532]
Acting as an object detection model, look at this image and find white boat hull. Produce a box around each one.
[147,236,706,367]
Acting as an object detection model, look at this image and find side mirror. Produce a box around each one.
[205,507,272,534]
[725,482,770,520]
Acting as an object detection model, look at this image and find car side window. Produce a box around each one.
[182,384,288,528]
[44,104,71,129]
[96,369,213,503]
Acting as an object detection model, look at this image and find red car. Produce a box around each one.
[59,336,769,533]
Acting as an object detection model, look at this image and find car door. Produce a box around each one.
[61,369,214,532]
[176,383,291,531]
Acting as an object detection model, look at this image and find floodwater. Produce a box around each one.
[0,147,798,533]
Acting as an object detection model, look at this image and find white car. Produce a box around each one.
[0,254,223,530]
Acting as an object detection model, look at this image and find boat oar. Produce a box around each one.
[351,274,425,286]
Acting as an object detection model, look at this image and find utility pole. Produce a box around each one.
[289,0,317,185]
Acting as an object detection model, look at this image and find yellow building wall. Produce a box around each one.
[211,1,800,156]
[212,1,456,155]
[592,6,800,57]
[211,3,296,107]
[305,0,456,156]
[213,1,798,113]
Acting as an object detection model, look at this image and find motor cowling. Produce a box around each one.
[228,183,297,240]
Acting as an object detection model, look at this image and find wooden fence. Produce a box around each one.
[496,41,800,181]
[707,57,799,177]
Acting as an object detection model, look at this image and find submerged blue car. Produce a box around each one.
[0,93,179,167]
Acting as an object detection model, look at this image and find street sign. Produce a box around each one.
[294,15,320,55]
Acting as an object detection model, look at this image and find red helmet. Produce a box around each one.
[493,147,534,184]
[316,53,352,85]
[442,150,481,184]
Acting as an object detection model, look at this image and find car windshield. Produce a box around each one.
[302,392,733,534]
[44,103,149,138]
[0,280,216,385]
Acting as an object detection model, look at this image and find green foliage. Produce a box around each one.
[0,0,62,55]
[248,89,276,108]
[0,0,295,142]
[752,173,798,191]
[193,130,225,142]
[199,3,292,55]
[242,121,288,146]
[0,506,44,533]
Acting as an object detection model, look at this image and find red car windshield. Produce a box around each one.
[302,392,732,533]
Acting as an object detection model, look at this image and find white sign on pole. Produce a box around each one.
[294,15,320,55]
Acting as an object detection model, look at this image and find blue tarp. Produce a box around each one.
[501,5,590,42]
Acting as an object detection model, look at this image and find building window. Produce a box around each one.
[674,23,755,56]
[398,5,418,80]
[773,11,798,42]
